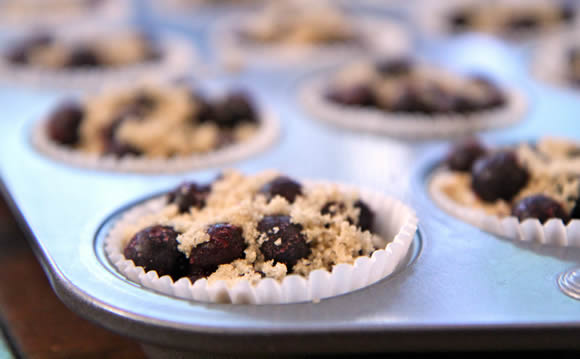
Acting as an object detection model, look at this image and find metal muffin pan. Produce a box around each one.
[1,4,580,357]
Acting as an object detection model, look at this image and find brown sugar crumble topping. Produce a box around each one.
[121,170,380,286]
[436,137,580,223]
[44,82,260,158]
[326,58,506,115]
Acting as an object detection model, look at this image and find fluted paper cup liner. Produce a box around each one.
[0,0,130,32]
[0,27,197,91]
[211,15,410,71]
[429,170,580,247]
[32,108,279,174]
[532,29,580,91]
[414,0,579,42]
[104,182,418,304]
[300,73,527,139]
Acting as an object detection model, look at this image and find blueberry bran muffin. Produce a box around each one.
[120,170,380,286]
[447,1,575,37]
[4,29,160,70]
[44,82,260,158]
[437,137,580,224]
[326,58,506,115]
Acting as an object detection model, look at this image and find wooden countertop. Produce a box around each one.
[0,197,145,358]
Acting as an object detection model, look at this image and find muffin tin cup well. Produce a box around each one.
[428,169,580,248]
[104,181,418,304]
[413,0,579,43]
[532,29,580,92]
[299,74,527,139]
[0,29,197,91]
[0,0,130,32]
[31,108,280,174]
[210,15,410,71]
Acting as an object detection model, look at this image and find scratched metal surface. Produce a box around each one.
[0,1,578,355]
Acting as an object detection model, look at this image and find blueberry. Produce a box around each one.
[167,182,211,213]
[130,92,157,115]
[101,106,146,157]
[188,91,218,124]
[415,84,456,114]
[321,201,345,217]
[560,3,576,22]
[189,223,246,274]
[214,91,258,129]
[123,225,188,280]
[375,58,413,77]
[446,138,488,172]
[507,15,540,31]
[383,86,424,113]
[5,32,53,65]
[391,83,455,114]
[448,10,472,32]
[471,151,529,202]
[259,176,303,203]
[511,195,569,224]
[66,46,101,68]
[46,101,84,146]
[354,200,374,232]
[104,140,142,157]
[321,200,374,232]
[327,85,375,107]
[465,76,505,110]
[258,215,310,271]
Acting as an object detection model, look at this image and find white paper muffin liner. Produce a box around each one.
[532,29,580,91]
[104,182,418,304]
[211,15,410,71]
[0,0,130,32]
[414,0,579,43]
[0,26,197,91]
[31,107,280,174]
[429,169,580,248]
[299,71,527,139]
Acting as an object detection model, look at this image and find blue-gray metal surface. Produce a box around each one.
[0,1,578,355]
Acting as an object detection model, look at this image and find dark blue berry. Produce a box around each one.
[512,195,569,224]
[188,223,246,274]
[471,151,529,202]
[259,176,303,203]
[258,215,310,271]
[124,225,188,280]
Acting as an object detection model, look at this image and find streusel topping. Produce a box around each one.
[121,170,380,286]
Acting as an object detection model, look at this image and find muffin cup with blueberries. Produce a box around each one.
[429,137,580,247]
[0,25,196,90]
[415,0,577,42]
[211,0,410,70]
[300,57,527,139]
[32,80,279,173]
[532,28,580,92]
[105,170,418,304]
[0,0,130,32]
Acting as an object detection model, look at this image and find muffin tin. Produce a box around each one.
[0,2,579,357]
